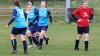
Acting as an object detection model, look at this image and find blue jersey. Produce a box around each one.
[38,8,49,26]
[13,7,27,28]
[27,7,36,23]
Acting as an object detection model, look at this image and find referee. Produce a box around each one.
[72,2,93,51]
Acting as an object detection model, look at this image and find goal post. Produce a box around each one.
[66,0,70,23]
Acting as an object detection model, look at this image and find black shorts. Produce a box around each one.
[11,27,27,35]
[77,27,89,34]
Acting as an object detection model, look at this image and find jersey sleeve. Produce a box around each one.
[48,10,52,24]
[7,9,17,25]
[12,9,17,18]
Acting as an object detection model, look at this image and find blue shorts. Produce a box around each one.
[37,26,48,32]
[28,22,33,27]
[11,27,27,35]
[29,24,38,34]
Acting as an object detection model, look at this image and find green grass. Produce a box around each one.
[0,0,100,56]
[0,18,100,56]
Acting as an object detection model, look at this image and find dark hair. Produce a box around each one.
[28,0,33,4]
[82,0,87,5]
[14,0,20,7]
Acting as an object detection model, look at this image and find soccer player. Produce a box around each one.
[25,0,39,48]
[72,2,93,51]
[7,1,28,54]
[37,1,52,49]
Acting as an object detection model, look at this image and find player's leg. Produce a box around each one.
[27,30,33,48]
[10,34,17,54]
[38,26,48,49]
[38,30,45,49]
[74,27,83,51]
[35,32,39,43]
[10,27,18,54]
[20,28,28,54]
[84,27,89,51]
[43,33,49,45]
[30,26,39,47]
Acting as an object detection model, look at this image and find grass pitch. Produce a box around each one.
[0,18,100,56]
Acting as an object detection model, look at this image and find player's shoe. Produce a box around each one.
[38,46,42,49]
[23,51,28,54]
[45,38,49,45]
[10,50,17,54]
[85,49,88,51]
[28,45,33,48]
[74,48,79,51]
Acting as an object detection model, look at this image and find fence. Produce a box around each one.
[0,8,100,23]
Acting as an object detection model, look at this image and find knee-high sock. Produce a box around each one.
[75,39,79,48]
[22,41,27,52]
[32,37,39,45]
[11,39,17,50]
[39,39,43,46]
[85,41,88,50]
[43,37,47,41]
[36,35,39,42]
[28,36,33,45]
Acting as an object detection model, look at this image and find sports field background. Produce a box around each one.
[0,0,100,56]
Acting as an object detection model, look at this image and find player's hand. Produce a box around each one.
[88,19,90,22]
[6,25,9,27]
[77,19,82,23]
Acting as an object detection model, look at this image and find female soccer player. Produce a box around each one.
[25,0,39,48]
[7,1,28,54]
[37,1,52,49]
[72,2,93,51]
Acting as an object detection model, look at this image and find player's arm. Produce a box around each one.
[7,9,17,26]
[32,8,39,23]
[89,8,93,20]
[72,8,80,21]
[48,10,52,24]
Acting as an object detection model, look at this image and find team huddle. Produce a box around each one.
[6,0,93,55]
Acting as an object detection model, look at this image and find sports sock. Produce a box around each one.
[39,39,43,46]
[11,39,17,50]
[85,41,88,50]
[22,41,27,52]
[28,36,33,45]
[32,37,39,45]
[75,39,79,49]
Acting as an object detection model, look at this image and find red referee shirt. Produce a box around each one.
[72,6,93,27]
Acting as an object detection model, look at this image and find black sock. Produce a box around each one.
[43,37,47,41]
[22,41,27,52]
[75,40,79,49]
[39,39,43,46]
[32,37,39,45]
[85,41,88,50]
[28,36,33,45]
[11,39,17,50]
[36,35,39,42]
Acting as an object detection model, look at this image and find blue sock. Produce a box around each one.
[11,39,17,50]
[22,41,27,52]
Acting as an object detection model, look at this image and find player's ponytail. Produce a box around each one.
[14,0,20,8]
